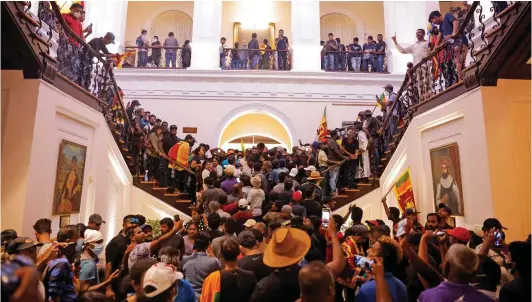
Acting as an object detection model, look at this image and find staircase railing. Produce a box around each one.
[378,1,526,172]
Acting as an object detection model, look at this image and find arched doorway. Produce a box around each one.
[150,10,192,46]
[320,13,357,44]
[216,104,296,150]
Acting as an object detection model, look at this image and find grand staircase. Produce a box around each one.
[3,1,529,216]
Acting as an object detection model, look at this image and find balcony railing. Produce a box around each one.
[377,1,524,173]
[322,50,388,72]
[123,46,190,69]
[221,48,291,70]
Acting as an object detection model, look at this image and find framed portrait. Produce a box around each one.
[52,140,87,215]
[448,217,456,228]
[430,143,464,216]
[59,215,70,227]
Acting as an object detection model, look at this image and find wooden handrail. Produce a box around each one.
[147,147,195,175]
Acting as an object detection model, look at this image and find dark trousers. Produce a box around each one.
[147,155,159,179]
[347,158,358,188]
[157,158,170,187]
[278,51,288,70]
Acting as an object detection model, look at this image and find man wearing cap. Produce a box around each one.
[287,168,301,188]
[437,203,454,230]
[290,190,307,218]
[232,199,254,227]
[88,214,105,231]
[220,166,238,194]
[238,230,273,282]
[376,84,398,144]
[435,158,462,215]
[476,218,510,268]
[280,205,295,224]
[88,32,116,59]
[7,237,43,263]
[141,262,186,301]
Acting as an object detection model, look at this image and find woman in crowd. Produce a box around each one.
[182,40,191,68]
[183,222,198,256]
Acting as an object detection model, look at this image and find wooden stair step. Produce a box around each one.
[380,158,388,162]
[344,189,361,192]
[164,193,184,197]
[140,181,157,184]
[335,194,349,198]
[176,199,191,203]
[393,134,401,139]
[119,139,125,144]
[152,187,168,191]
[384,150,392,154]
[357,183,373,186]
[122,148,129,152]
[388,143,395,147]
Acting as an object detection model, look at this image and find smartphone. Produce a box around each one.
[494,230,503,247]
[236,178,241,183]
[173,214,180,222]
[436,231,446,236]
[322,208,331,228]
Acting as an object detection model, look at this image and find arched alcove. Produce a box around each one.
[215,104,296,150]
[320,13,358,44]
[150,10,192,45]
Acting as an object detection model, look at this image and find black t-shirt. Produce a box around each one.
[153,233,185,257]
[237,253,273,282]
[350,44,362,57]
[342,137,359,155]
[366,116,380,138]
[162,133,179,154]
[105,233,127,272]
[499,276,531,302]
[220,268,257,302]
[207,229,224,241]
[151,41,162,55]
[375,40,387,55]
[302,199,322,217]
[88,37,110,56]
[251,266,301,302]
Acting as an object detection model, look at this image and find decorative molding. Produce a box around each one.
[417,110,465,133]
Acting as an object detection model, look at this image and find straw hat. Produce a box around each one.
[307,171,324,180]
[263,227,311,268]
[251,175,262,188]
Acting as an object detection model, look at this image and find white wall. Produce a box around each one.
[131,187,191,222]
[379,88,494,227]
[114,69,405,148]
[2,78,133,243]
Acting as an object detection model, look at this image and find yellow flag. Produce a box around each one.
[241,138,245,157]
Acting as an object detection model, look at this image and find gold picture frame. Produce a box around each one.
[52,140,87,215]
[429,143,464,216]
[232,22,276,48]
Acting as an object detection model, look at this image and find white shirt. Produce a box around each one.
[395,40,430,65]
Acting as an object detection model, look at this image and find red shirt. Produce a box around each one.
[322,230,344,263]
[232,210,254,227]
[222,202,238,215]
[62,13,83,45]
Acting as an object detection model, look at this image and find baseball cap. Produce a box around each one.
[184,134,195,141]
[405,208,420,216]
[143,263,183,298]
[104,32,116,44]
[243,219,257,228]
[238,230,257,248]
[6,237,42,254]
[289,168,298,177]
[89,213,106,224]
[482,218,507,231]
[304,165,317,172]
[84,229,104,244]
[237,199,249,209]
[292,191,302,202]
[281,205,294,217]
[383,84,393,90]
[447,227,472,243]
[351,224,369,235]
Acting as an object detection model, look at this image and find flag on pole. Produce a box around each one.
[241,138,246,158]
[377,92,386,109]
[393,167,416,213]
[317,106,329,142]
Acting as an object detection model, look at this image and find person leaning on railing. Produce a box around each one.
[61,3,84,45]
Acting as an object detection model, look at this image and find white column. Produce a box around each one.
[384,1,440,74]
[84,1,129,53]
[189,1,223,70]
[290,1,322,72]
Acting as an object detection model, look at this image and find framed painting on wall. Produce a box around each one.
[59,215,71,227]
[52,140,87,215]
[430,143,464,216]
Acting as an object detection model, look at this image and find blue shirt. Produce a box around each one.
[355,272,408,302]
[46,257,77,302]
[277,36,288,50]
[79,256,99,283]
[182,252,221,300]
[174,279,196,302]
[440,13,457,37]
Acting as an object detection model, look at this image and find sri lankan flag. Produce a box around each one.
[378,93,386,109]
[317,106,329,142]
[241,138,246,157]
[116,50,136,68]
[393,167,416,213]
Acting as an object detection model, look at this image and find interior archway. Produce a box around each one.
[320,13,357,44]
[218,112,293,150]
[150,10,192,45]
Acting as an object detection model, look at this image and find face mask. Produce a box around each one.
[73,12,81,18]
[91,243,104,256]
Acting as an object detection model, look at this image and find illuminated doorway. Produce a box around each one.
[217,106,294,151]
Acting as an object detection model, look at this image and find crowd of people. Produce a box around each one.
[320,33,387,73]
[134,30,191,68]
[2,198,530,302]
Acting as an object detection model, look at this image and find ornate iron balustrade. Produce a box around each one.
[322,50,389,72]
[377,1,523,174]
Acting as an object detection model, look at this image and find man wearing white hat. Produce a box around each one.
[142,263,195,302]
